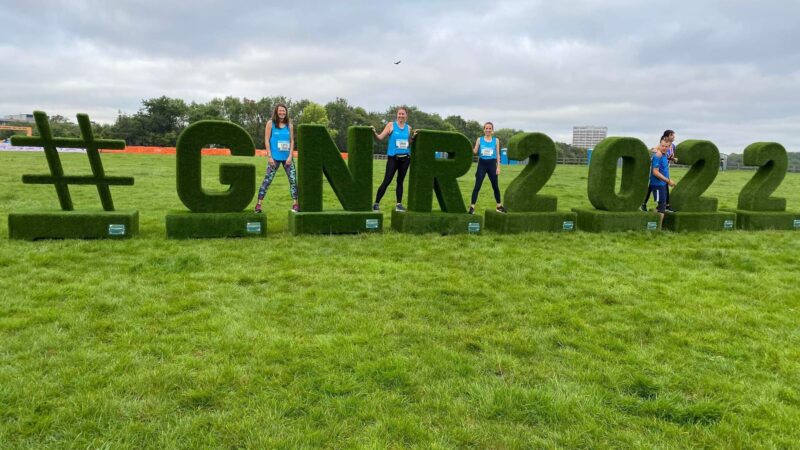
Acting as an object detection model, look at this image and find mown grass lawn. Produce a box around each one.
[0,151,799,448]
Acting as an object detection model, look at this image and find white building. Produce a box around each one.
[572,126,608,149]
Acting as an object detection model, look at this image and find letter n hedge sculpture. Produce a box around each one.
[573,137,661,232]
[290,124,382,234]
[8,111,138,240]
[662,140,736,232]
[392,130,483,234]
[485,132,577,233]
[732,142,799,230]
[165,120,266,239]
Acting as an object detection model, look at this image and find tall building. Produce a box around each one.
[572,126,607,149]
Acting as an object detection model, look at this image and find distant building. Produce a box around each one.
[1,114,35,124]
[572,126,607,149]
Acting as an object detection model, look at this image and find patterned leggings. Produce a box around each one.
[257,160,297,202]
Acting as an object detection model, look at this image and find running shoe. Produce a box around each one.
[468,206,475,215]
[372,202,380,211]
[395,203,406,212]
[292,204,300,213]
[665,208,675,213]
[639,204,647,212]
[496,205,507,213]
[255,204,262,213]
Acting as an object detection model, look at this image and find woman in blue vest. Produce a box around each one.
[255,103,299,213]
[372,107,416,212]
[469,122,506,214]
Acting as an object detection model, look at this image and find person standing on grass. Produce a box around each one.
[372,107,416,212]
[255,103,299,213]
[662,129,678,210]
[468,122,506,215]
[650,138,676,227]
[641,130,678,211]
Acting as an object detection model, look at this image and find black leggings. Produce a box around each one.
[471,159,501,204]
[375,155,410,203]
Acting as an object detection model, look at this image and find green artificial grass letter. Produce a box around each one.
[407,130,472,213]
[669,140,721,212]
[176,121,256,212]
[504,132,558,212]
[737,142,788,211]
[297,125,374,211]
[587,137,650,211]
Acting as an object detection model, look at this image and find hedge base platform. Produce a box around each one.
[391,210,483,235]
[9,210,139,240]
[485,210,577,233]
[572,208,660,232]
[166,212,266,239]
[727,210,800,231]
[288,211,383,235]
[662,211,736,232]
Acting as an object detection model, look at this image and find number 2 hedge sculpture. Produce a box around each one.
[485,132,577,233]
[733,142,799,230]
[662,140,736,232]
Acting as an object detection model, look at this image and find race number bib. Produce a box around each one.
[277,141,290,151]
[480,147,494,157]
[396,139,409,150]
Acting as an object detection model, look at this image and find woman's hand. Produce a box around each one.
[496,166,500,175]
[268,157,276,168]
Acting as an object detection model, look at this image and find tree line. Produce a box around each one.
[2,95,589,158]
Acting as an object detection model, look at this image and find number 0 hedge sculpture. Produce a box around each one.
[485,132,577,233]
[291,124,383,234]
[165,120,266,239]
[392,130,483,234]
[573,137,661,232]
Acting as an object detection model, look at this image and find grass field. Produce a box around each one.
[1,151,799,448]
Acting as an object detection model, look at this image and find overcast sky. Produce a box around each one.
[3,0,800,152]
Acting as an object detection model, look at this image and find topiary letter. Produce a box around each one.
[407,130,472,213]
[176,120,256,212]
[297,125,373,211]
[503,132,558,212]
[587,137,650,211]
[737,142,787,211]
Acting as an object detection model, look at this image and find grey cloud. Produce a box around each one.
[2,0,800,152]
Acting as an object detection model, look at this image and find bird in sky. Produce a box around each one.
[394,60,402,65]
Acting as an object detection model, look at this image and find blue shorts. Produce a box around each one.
[651,185,668,212]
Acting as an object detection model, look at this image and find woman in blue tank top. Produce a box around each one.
[372,107,417,212]
[255,103,299,213]
[469,122,506,214]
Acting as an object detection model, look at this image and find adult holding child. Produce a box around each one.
[649,138,676,227]
[255,103,299,213]
[642,129,678,211]
[372,107,416,212]
[468,121,506,215]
